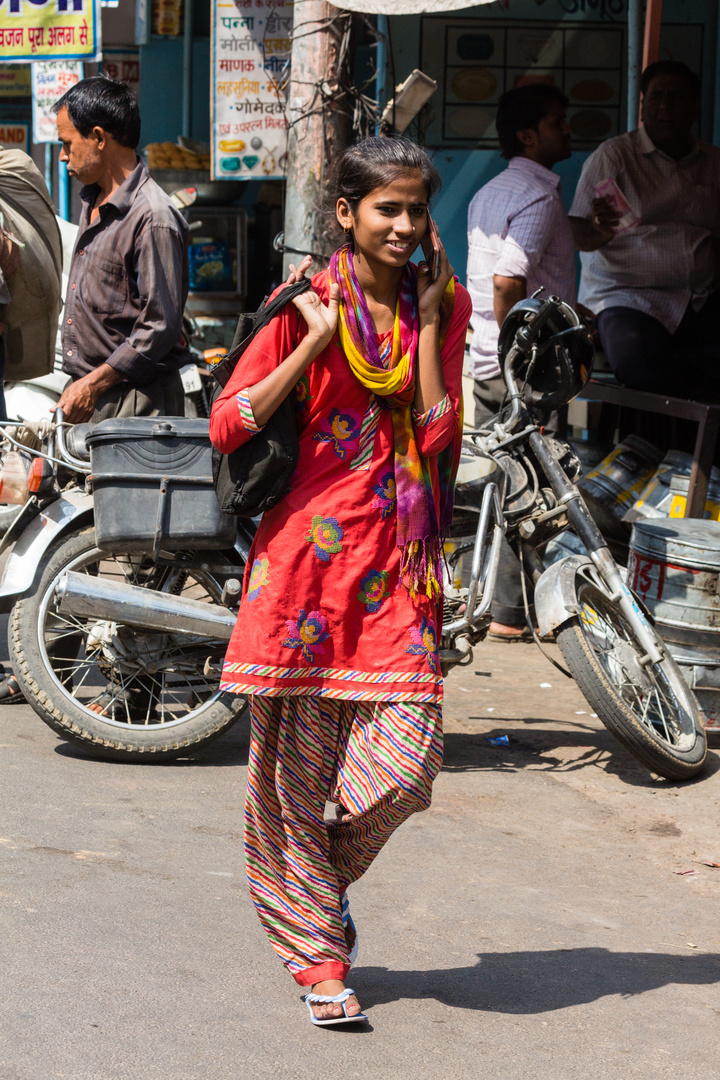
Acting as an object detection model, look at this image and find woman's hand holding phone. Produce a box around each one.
[417,217,453,324]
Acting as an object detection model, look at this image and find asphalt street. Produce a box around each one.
[1,629,719,1080]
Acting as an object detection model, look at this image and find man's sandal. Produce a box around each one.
[341,892,358,964]
[304,988,367,1026]
[0,675,26,703]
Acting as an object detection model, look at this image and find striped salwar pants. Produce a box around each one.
[244,694,443,986]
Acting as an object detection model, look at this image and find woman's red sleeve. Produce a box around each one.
[413,283,473,457]
[209,297,304,454]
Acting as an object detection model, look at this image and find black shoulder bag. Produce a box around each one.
[211,276,312,518]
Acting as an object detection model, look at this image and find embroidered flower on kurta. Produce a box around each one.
[406,618,439,674]
[283,609,331,662]
[306,515,344,562]
[371,471,397,519]
[247,556,270,601]
[294,373,312,411]
[357,569,390,613]
[313,408,362,460]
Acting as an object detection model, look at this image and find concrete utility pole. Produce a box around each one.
[283,0,347,276]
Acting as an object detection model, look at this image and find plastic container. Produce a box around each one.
[0,451,28,504]
[624,449,720,523]
[87,417,236,553]
[627,518,720,649]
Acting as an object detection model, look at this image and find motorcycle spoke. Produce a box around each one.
[35,540,233,730]
[574,583,697,753]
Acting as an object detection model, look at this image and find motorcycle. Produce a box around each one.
[440,293,706,781]
[0,295,706,778]
[0,411,251,761]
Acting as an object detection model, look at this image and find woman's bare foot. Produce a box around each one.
[310,980,361,1021]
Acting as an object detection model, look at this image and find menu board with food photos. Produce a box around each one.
[211,0,291,180]
[419,16,702,149]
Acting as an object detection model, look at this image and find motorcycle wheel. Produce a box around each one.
[10,526,247,762]
[556,578,706,780]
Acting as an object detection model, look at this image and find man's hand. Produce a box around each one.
[590,196,621,240]
[55,364,123,423]
[570,197,621,252]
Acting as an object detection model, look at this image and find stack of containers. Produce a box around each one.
[624,449,720,524]
[627,518,720,730]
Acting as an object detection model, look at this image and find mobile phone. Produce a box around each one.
[420,214,441,281]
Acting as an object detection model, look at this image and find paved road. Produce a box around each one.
[1,634,719,1080]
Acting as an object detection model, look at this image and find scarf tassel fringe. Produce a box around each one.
[400,538,442,601]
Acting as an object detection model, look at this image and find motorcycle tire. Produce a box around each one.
[556,578,706,780]
[10,526,247,763]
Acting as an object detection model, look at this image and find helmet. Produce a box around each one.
[497,297,594,413]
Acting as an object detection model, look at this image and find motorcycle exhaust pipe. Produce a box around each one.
[54,571,237,641]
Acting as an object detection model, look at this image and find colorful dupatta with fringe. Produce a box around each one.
[330,244,460,599]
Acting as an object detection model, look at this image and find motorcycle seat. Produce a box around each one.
[64,423,92,463]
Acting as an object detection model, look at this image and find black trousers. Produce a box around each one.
[597,294,720,400]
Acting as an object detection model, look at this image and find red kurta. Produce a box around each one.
[210,271,472,703]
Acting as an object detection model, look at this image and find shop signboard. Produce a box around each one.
[0,123,30,154]
[0,0,101,65]
[103,49,141,99]
[32,61,83,143]
[211,0,291,181]
[0,64,31,98]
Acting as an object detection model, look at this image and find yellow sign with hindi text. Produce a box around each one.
[0,0,101,64]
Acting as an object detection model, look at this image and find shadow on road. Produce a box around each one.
[357,947,720,1013]
[442,727,720,788]
[53,708,251,767]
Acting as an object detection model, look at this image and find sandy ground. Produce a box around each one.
[1,636,719,1080]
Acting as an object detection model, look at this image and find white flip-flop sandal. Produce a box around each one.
[304,987,367,1026]
[341,892,358,964]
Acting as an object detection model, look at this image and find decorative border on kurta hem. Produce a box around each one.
[223,660,437,684]
[293,960,351,987]
[219,681,442,703]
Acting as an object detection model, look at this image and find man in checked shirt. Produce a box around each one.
[466,84,577,641]
[53,75,190,423]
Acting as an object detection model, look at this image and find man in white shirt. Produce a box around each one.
[467,84,577,430]
[570,61,720,399]
[466,84,577,640]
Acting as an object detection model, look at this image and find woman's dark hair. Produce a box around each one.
[331,136,441,212]
[640,60,701,99]
[53,75,141,149]
[496,85,569,159]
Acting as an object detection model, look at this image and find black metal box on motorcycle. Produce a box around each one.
[86,418,236,553]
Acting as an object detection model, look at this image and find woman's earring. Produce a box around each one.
[343,226,352,236]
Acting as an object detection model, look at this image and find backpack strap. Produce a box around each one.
[213,276,313,389]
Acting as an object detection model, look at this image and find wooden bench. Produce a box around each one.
[577,376,720,518]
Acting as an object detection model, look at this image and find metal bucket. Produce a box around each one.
[569,439,613,477]
[666,473,720,521]
[628,519,720,649]
[624,450,720,523]
[579,435,664,538]
[669,642,720,730]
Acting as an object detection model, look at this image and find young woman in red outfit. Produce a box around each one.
[210,137,472,1026]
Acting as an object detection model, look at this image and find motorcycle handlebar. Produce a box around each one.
[513,295,561,355]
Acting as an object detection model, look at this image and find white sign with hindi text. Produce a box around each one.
[211,0,291,181]
[32,60,83,144]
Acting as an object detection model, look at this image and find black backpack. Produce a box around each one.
[211,277,312,518]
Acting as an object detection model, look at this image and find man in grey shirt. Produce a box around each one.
[53,75,190,423]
